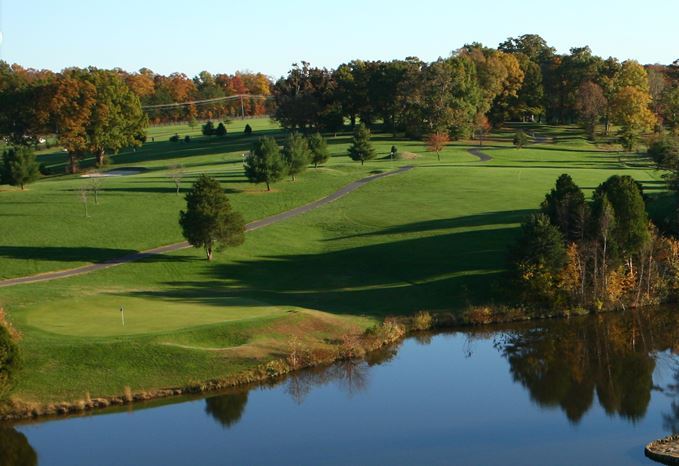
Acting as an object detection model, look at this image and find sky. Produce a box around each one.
[0,0,677,79]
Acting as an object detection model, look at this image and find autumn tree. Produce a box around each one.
[51,68,147,169]
[0,146,40,190]
[425,132,449,161]
[244,137,286,190]
[307,132,330,168]
[282,132,311,181]
[347,123,376,165]
[610,86,657,151]
[179,175,245,261]
[575,81,607,139]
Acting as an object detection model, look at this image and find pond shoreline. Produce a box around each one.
[0,305,612,422]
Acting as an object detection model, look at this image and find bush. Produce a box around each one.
[412,311,433,331]
[513,130,529,149]
[215,122,227,137]
[184,135,191,143]
[202,121,215,136]
[244,124,253,135]
[169,134,180,142]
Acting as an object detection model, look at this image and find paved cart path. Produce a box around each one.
[0,166,414,288]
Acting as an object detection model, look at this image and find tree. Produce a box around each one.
[215,122,227,137]
[51,69,147,169]
[347,123,376,165]
[610,86,657,151]
[648,137,679,170]
[575,81,607,139]
[244,124,253,135]
[282,133,311,181]
[0,311,19,396]
[540,174,588,242]
[473,112,492,146]
[661,85,679,134]
[179,175,245,261]
[307,132,330,168]
[0,147,40,190]
[425,133,449,161]
[244,137,286,191]
[593,175,649,259]
[513,130,528,148]
[168,164,185,195]
[202,120,215,136]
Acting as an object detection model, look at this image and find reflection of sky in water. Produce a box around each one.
[10,311,679,466]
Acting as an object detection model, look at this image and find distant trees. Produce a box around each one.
[202,120,215,136]
[575,81,607,139]
[244,137,286,190]
[282,133,311,181]
[1,146,40,190]
[307,132,330,168]
[215,122,227,137]
[347,124,375,165]
[179,175,245,261]
[425,133,449,161]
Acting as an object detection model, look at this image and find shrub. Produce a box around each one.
[184,135,191,143]
[412,311,433,331]
[244,124,253,135]
[513,130,529,148]
[169,134,180,142]
[215,122,227,137]
[202,121,215,136]
[0,309,19,396]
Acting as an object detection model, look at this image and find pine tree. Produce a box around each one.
[1,146,40,190]
[348,123,376,165]
[179,175,245,261]
[215,122,227,137]
[244,137,286,191]
[308,132,330,168]
[282,133,311,181]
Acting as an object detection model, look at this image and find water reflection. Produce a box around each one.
[494,309,679,423]
[0,427,37,466]
[204,392,249,428]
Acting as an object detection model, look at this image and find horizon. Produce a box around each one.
[1,0,677,79]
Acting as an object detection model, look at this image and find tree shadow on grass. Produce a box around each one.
[0,246,195,265]
[126,223,520,318]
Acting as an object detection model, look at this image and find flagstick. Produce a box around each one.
[120,305,125,326]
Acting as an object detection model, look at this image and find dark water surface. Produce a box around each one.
[5,308,679,465]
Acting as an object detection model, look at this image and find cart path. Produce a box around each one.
[0,166,414,288]
[467,147,493,161]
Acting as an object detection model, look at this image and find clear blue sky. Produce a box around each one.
[1,0,677,79]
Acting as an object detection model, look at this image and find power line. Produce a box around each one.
[141,94,271,110]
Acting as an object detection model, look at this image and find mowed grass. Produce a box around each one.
[0,123,670,403]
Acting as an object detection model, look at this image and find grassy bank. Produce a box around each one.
[0,123,668,407]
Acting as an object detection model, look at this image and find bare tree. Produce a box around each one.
[88,173,103,205]
[79,185,90,218]
[168,164,185,195]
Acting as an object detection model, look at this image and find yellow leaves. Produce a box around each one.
[610,86,657,133]
[558,243,582,294]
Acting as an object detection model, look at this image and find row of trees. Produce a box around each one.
[511,174,679,311]
[271,35,679,149]
[244,133,330,190]
[0,65,148,172]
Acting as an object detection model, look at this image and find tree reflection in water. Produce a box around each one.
[0,427,37,466]
[494,308,679,424]
[204,392,249,428]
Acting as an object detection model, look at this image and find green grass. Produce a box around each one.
[0,122,670,403]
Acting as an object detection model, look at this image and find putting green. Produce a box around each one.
[25,293,288,337]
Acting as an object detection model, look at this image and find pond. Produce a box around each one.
[4,308,679,465]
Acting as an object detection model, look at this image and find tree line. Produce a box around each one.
[511,173,679,312]
[271,34,679,150]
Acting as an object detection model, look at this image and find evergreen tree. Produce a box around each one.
[347,123,376,165]
[307,132,330,168]
[540,174,588,242]
[215,122,227,137]
[244,137,286,191]
[1,146,40,190]
[282,133,311,181]
[202,120,215,136]
[512,213,568,273]
[244,124,253,135]
[513,130,529,148]
[179,175,245,261]
[592,175,649,258]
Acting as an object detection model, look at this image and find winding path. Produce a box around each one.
[0,166,414,288]
[467,147,493,161]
